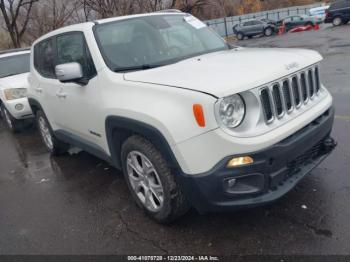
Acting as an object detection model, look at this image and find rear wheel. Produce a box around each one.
[36,110,69,155]
[333,17,343,26]
[121,136,190,223]
[236,32,244,40]
[0,104,21,133]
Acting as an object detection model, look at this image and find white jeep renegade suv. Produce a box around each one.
[0,48,33,132]
[28,11,336,223]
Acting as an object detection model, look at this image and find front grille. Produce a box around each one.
[308,69,314,97]
[300,73,308,102]
[260,65,321,124]
[272,84,283,117]
[282,80,292,111]
[261,89,273,122]
[315,67,320,93]
[292,76,301,107]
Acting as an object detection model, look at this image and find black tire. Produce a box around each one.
[36,110,69,155]
[0,104,22,133]
[236,32,244,40]
[332,16,343,26]
[264,27,273,37]
[121,135,190,224]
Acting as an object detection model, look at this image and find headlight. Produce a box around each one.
[4,88,27,101]
[216,94,245,129]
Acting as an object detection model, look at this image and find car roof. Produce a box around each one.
[95,11,184,24]
[0,48,30,59]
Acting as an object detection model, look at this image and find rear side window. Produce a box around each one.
[34,39,56,78]
[56,33,97,79]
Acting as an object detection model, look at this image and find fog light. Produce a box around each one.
[15,103,24,111]
[227,156,254,168]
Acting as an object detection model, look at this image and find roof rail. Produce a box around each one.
[155,9,183,13]
[0,47,30,56]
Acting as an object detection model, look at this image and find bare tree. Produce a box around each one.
[0,0,38,47]
[174,0,211,18]
[25,0,81,42]
[82,0,137,18]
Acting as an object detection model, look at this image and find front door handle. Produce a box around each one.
[56,92,67,99]
[35,87,43,93]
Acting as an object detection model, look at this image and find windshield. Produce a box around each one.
[94,14,229,72]
[0,53,30,78]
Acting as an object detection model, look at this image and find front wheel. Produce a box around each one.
[121,136,190,223]
[333,17,343,26]
[264,27,273,36]
[36,110,69,155]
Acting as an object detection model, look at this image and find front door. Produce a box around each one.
[51,32,103,147]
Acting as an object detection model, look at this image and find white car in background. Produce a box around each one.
[0,48,33,132]
[308,5,330,21]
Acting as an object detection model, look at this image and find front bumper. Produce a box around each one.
[4,97,33,120]
[177,107,336,213]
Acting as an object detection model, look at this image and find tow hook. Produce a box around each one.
[323,137,337,152]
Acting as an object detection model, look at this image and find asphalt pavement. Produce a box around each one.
[0,23,350,256]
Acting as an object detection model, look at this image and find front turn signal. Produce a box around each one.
[193,104,206,127]
[227,156,254,168]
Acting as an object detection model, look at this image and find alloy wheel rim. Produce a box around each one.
[126,151,164,212]
[334,18,341,26]
[4,109,13,129]
[38,116,53,150]
[266,28,272,36]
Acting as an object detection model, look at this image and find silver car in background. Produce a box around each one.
[233,19,277,40]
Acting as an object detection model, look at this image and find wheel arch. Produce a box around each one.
[105,116,181,172]
[28,98,43,116]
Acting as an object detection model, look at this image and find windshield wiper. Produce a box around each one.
[113,64,163,72]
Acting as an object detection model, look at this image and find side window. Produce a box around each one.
[56,33,97,79]
[34,39,56,78]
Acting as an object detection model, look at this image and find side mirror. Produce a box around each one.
[55,62,87,85]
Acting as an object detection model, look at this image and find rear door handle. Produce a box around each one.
[35,87,43,93]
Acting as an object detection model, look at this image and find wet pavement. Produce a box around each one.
[1,24,350,256]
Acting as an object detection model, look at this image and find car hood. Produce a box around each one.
[0,73,29,90]
[124,48,323,98]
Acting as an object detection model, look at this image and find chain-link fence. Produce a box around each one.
[204,3,325,37]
